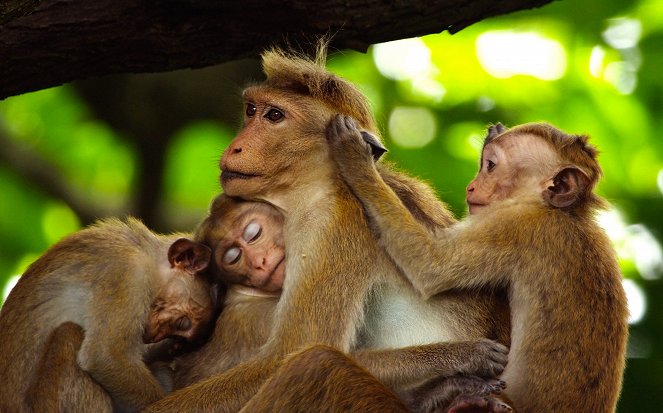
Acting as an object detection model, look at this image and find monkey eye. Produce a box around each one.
[243,221,262,243]
[486,159,496,172]
[246,103,257,117]
[223,246,241,265]
[175,316,191,331]
[265,108,284,122]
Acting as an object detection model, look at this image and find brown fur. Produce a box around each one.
[145,47,510,413]
[0,218,215,413]
[26,322,113,413]
[240,345,410,413]
[329,120,628,413]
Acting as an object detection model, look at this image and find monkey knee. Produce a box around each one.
[45,322,86,357]
[51,322,85,341]
[287,344,348,368]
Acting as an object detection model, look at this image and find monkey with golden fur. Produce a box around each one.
[0,218,216,413]
[170,196,510,413]
[327,118,629,413]
[146,45,511,413]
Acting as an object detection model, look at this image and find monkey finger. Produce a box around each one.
[483,379,507,395]
[343,115,358,131]
[326,114,344,141]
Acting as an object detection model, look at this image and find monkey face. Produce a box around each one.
[144,275,215,344]
[219,86,331,201]
[466,132,560,215]
[214,203,285,292]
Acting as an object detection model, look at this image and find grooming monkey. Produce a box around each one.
[327,118,629,413]
[0,218,216,413]
[146,46,511,413]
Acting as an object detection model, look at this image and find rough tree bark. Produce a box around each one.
[0,0,553,100]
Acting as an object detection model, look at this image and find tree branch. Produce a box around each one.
[0,0,553,100]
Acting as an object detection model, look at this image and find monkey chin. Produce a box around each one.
[220,170,262,197]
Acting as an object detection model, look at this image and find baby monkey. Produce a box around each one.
[210,198,285,293]
[0,217,216,413]
[328,117,628,413]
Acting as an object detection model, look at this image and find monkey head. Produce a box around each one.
[195,195,285,292]
[143,238,215,344]
[467,123,602,215]
[220,88,333,200]
[219,47,384,203]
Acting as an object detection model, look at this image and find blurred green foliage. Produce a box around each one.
[1,0,662,410]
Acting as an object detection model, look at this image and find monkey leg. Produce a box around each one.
[239,344,411,413]
[26,322,113,413]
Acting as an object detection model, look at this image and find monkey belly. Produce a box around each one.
[358,284,459,349]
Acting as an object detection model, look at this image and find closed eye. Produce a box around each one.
[243,221,262,243]
[223,247,241,265]
[175,316,191,331]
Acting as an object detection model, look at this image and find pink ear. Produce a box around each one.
[542,167,590,209]
[168,238,212,273]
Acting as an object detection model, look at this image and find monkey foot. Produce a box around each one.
[446,395,512,413]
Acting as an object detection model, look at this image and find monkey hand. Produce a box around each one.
[326,114,381,184]
[454,339,509,378]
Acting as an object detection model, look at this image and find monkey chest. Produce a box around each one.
[357,284,457,349]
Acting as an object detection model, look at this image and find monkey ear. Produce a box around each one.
[486,123,507,140]
[168,238,212,274]
[542,166,590,209]
[360,131,388,161]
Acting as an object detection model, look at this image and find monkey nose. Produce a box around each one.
[249,254,267,270]
[466,181,476,193]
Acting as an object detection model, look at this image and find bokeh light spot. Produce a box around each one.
[476,31,566,80]
[373,38,433,81]
[388,107,437,149]
[622,278,646,324]
[603,18,642,49]
[2,275,20,304]
[41,203,80,245]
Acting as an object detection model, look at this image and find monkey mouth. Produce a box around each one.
[467,202,487,215]
[221,170,260,181]
[262,257,285,291]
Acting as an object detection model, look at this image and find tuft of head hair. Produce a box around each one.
[261,41,378,134]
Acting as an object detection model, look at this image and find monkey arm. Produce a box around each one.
[78,339,166,411]
[328,115,517,298]
[237,345,411,413]
[352,339,508,388]
[27,322,113,413]
[78,282,167,411]
[377,163,457,231]
[346,162,513,298]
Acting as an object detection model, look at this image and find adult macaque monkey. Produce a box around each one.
[174,196,508,410]
[146,45,511,413]
[0,218,216,413]
[328,119,629,412]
